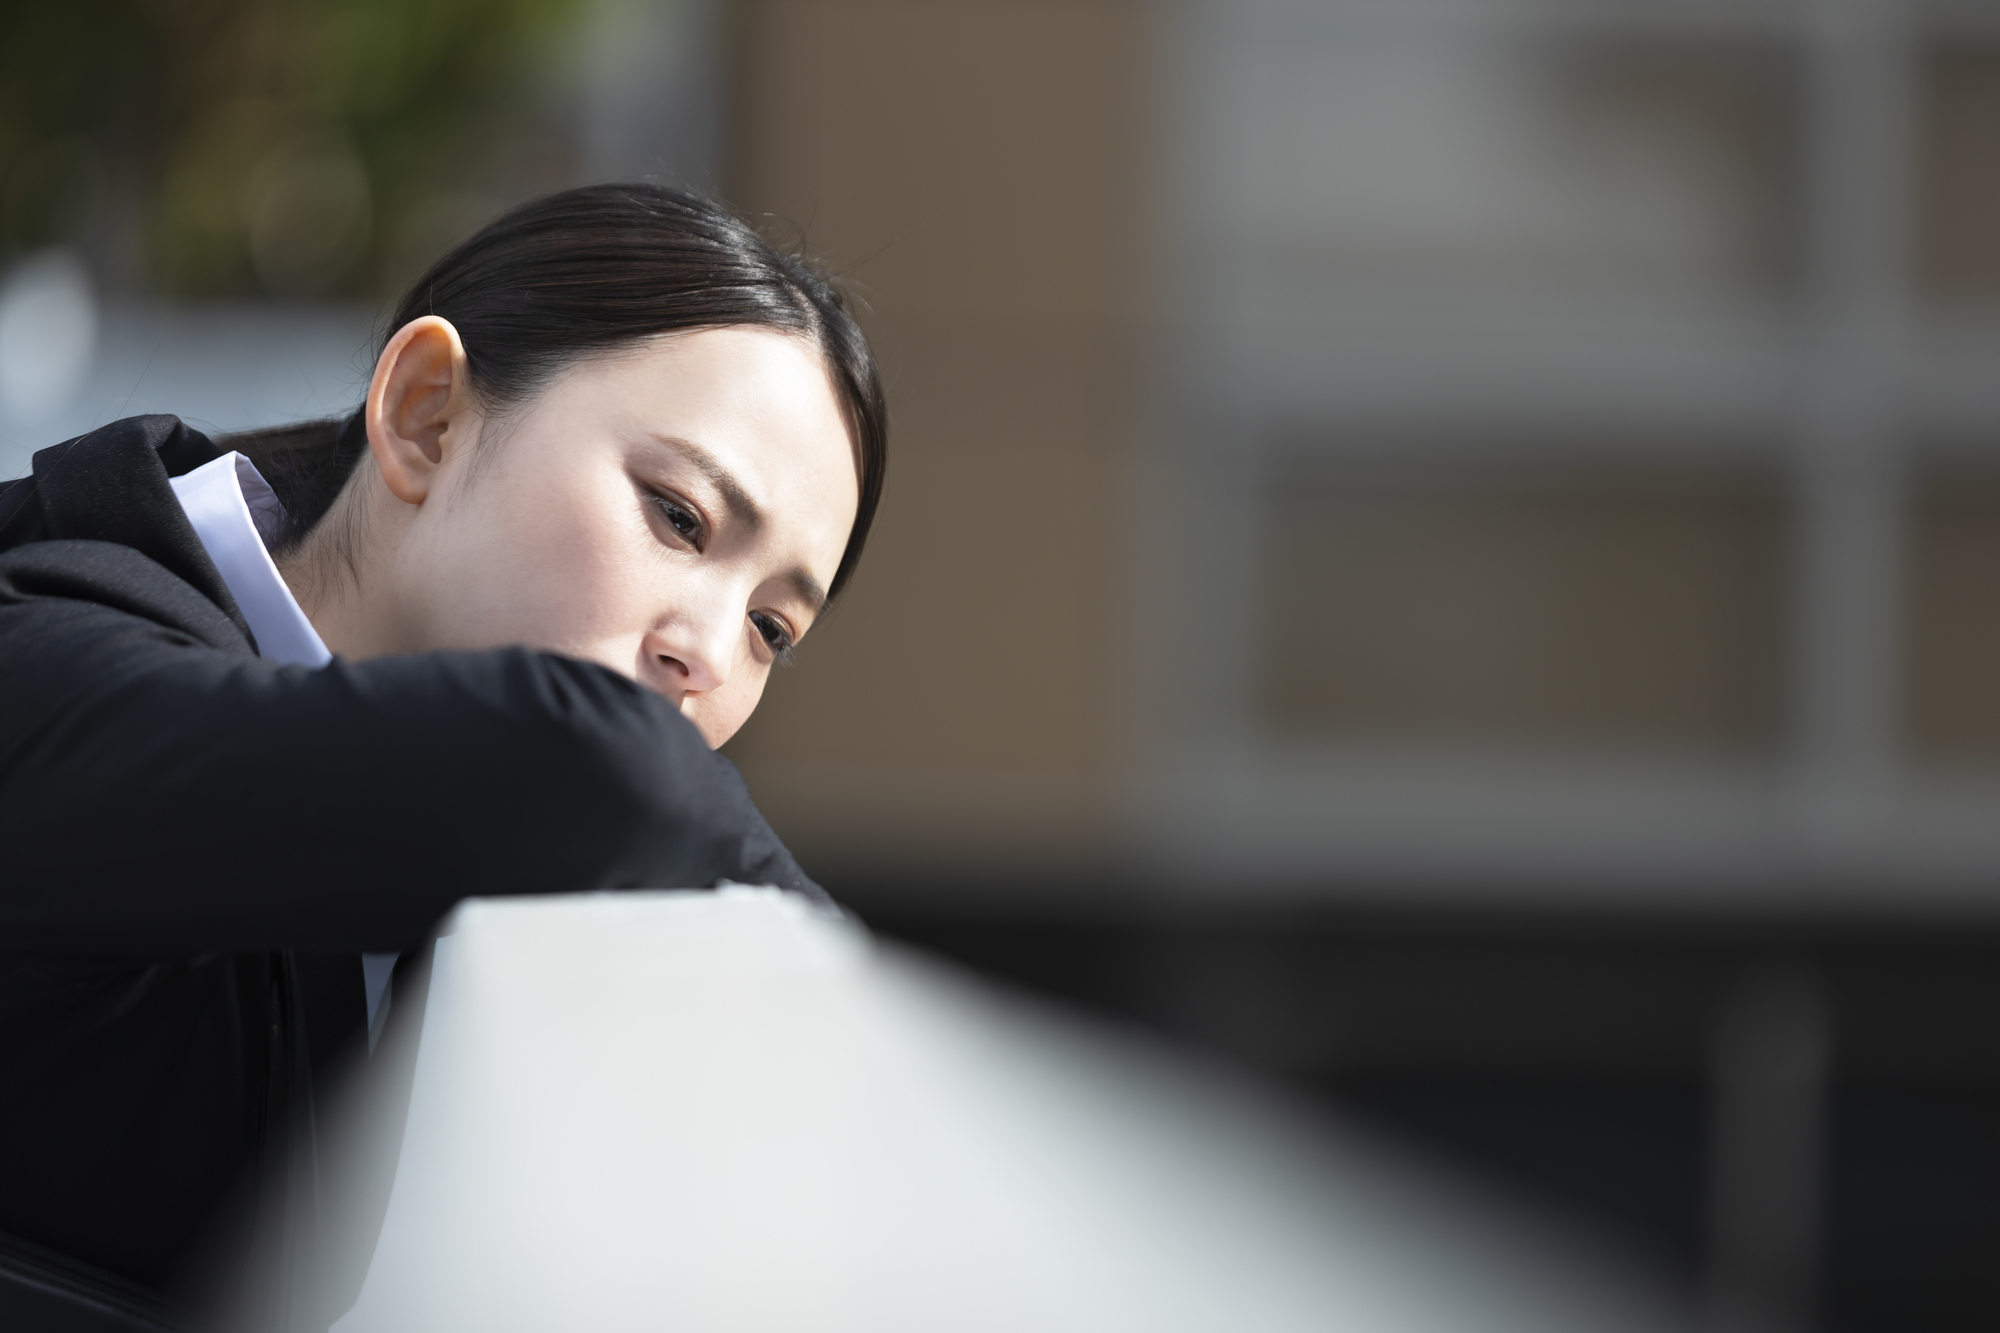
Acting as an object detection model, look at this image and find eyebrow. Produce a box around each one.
[649,433,829,618]
[651,433,764,534]
[787,568,829,619]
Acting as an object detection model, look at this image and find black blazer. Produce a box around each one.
[0,416,820,1309]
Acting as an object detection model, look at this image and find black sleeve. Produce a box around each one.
[0,540,822,953]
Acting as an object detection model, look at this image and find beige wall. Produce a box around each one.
[720,0,1143,880]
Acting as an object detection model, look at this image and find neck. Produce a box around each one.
[275,489,397,660]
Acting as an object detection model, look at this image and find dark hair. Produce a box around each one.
[225,182,887,599]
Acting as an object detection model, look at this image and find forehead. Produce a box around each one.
[583,326,842,436]
[532,326,859,563]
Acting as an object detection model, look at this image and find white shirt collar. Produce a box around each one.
[168,451,332,668]
[171,453,393,1029]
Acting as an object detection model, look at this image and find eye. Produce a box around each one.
[750,611,796,666]
[643,489,704,548]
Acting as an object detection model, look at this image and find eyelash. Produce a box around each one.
[643,488,706,549]
[750,611,797,668]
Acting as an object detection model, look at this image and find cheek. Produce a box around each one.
[690,667,770,747]
[415,473,656,652]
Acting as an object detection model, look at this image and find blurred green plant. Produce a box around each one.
[0,0,586,298]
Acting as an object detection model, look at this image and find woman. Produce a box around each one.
[0,183,886,1318]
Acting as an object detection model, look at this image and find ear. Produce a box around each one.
[365,315,474,506]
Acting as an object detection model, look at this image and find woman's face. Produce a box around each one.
[365,326,859,747]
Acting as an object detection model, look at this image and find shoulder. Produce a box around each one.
[0,539,252,776]
[0,538,247,655]
[0,416,252,645]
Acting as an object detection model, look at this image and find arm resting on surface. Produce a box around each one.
[0,541,817,953]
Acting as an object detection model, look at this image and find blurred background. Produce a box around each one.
[5,0,2000,1326]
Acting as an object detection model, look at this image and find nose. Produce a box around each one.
[645,611,732,706]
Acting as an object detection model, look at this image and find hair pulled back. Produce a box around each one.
[229,182,887,599]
